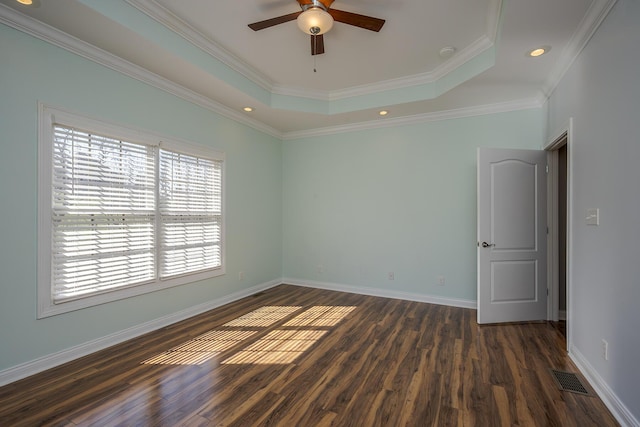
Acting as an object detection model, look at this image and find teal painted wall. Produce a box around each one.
[0,19,545,376]
[3,2,637,422]
[0,24,282,372]
[282,110,545,301]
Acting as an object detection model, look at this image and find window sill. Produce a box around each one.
[38,267,225,319]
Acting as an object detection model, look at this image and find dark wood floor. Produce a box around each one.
[0,285,618,426]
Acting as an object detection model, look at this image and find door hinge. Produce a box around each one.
[545,164,549,173]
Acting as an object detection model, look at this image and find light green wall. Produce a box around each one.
[0,24,282,371]
[283,109,545,301]
[0,18,545,375]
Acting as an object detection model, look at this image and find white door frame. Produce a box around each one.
[544,118,573,352]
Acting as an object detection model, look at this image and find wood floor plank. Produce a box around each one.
[0,285,619,426]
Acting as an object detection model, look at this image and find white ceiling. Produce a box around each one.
[153,0,494,90]
[0,0,614,138]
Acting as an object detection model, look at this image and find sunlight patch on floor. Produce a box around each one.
[221,330,328,365]
[141,305,357,365]
[222,306,302,327]
[141,330,258,365]
[283,305,357,327]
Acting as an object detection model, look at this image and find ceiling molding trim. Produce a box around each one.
[328,36,494,101]
[127,0,497,104]
[125,0,274,92]
[282,96,546,141]
[0,4,282,139]
[486,0,504,43]
[541,0,618,98]
[271,35,495,102]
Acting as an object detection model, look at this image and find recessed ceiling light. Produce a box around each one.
[243,107,254,112]
[528,46,551,57]
[15,0,40,6]
[379,110,388,116]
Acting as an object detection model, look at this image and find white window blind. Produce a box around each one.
[52,125,156,302]
[39,106,225,317]
[159,150,223,278]
[45,115,224,316]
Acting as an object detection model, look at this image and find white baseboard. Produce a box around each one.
[0,279,281,387]
[282,277,477,309]
[569,344,639,427]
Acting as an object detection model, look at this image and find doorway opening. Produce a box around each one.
[558,143,568,325]
[545,122,571,351]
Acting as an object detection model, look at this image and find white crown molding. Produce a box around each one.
[126,0,498,103]
[0,4,282,139]
[0,2,531,141]
[273,0,502,102]
[125,0,274,92]
[326,0,504,102]
[326,36,494,101]
[283,94,546,140]
[283,278,477,309]
[570,345,640,427]
[486,0,504,43]
[272,35,494,101]
[542,0,618,98]
[0,279,281,387]
[4,0,584,140]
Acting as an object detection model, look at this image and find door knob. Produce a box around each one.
[481,242,495,248]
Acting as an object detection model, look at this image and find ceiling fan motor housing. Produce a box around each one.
[248,0,384,55]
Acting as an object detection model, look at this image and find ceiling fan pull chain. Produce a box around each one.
[313,39,318,72]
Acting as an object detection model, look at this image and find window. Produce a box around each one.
[38,104,224,318]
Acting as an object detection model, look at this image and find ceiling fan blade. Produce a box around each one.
[248,11,301,31]
[328,9,385,32]
[311,34,325,55]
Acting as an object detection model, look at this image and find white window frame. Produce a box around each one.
[37,104,225,318]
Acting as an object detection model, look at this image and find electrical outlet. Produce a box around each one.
[437,276,445,286]
[602,339,609,361]
[388,272,395,281]
[238,271,244,281]
[317,265,324,274]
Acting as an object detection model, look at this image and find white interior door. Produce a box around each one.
[477,148,547,324]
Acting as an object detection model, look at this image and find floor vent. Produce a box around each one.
[550,369,592,396]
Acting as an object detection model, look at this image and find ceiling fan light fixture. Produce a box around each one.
[297,7,334,35]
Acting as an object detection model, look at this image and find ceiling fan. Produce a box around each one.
[248,0,385,56]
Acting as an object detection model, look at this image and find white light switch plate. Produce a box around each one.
[586,208,599,225]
